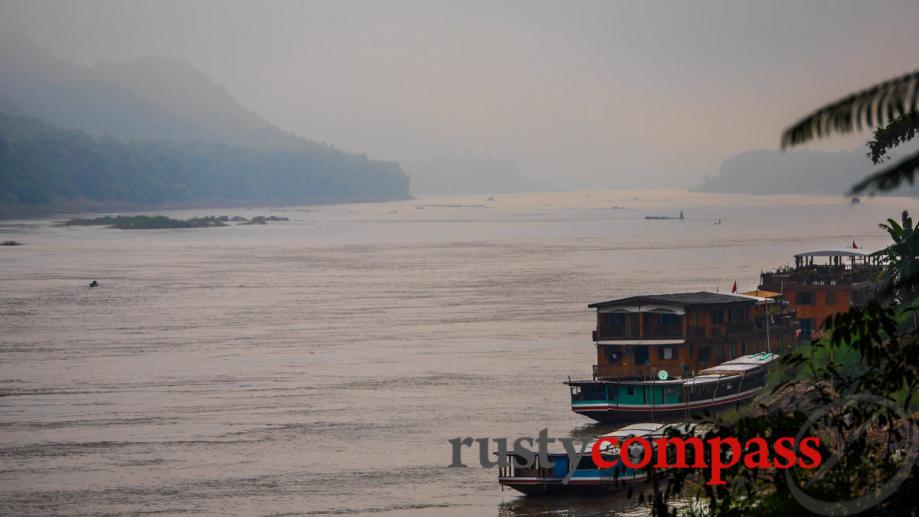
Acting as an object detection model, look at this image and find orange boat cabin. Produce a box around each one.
[589,291,797,381]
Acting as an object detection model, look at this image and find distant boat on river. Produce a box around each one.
[645,210,684,220]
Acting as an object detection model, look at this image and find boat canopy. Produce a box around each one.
[682,374,727,386]
[794,249,871,258]
[741,289,781,298]
[588,422,695,453]
[721,352,778,365]
[597,304,685,315]
[699,352,778,375]
[590,292,757,310]
[734,293,777,305]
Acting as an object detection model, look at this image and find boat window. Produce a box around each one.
[605,346,621,364]
[660,313,680,326]
[634,347,649,365]
[577,454,616,470]
[800,318,814,335]
[699,346,710,362]
[796,292,815,305]
[579,383,606,400]
[627,386,635,396]
[712,309,724,324]
[660,347,674,360]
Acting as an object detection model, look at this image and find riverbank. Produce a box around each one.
[0,193,414,221]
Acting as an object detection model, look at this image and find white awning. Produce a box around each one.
[597,304,685,315]
[794,249,871,258]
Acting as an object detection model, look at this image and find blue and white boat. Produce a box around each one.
[498,422,692,495]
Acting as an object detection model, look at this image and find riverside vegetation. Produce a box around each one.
[0,114,410,211]
[63,214,290,230]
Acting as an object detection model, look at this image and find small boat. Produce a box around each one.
[566,353,778,423]
[498,422,692,495]
[644,210,684,220]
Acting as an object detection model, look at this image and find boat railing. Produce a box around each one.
[687,326,706,338]
[760,267,880,288]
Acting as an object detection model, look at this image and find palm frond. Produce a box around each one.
[781,70,919,149]
[849,150,919,194]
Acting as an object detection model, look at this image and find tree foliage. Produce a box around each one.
[0,113,410,207]
[780,70,919,194]
[875,210,919,303]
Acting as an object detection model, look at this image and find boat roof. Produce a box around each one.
[589,291,756,309]
[721,352,778,365]
[599,422,665,437]
[794,249,871,258]
[503,422,694,457]
[589,422,696,453]
[733,293,777,305]
[683,374,727,385]
[699,352,778,375]
[741,289,781,298]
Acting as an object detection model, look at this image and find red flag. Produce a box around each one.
[731,281,737,293]
[852,239,858,249]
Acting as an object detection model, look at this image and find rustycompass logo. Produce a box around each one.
[449,429,823,485]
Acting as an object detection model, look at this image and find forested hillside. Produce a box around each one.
[0,114,409,207]
[692,148,919,195]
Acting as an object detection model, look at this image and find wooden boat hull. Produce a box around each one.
[499,476,647,496]
[571,389,759,423]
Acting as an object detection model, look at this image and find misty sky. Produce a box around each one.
[1,0,917,189]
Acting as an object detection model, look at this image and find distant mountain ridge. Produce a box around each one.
[0,113,409,209]
[0,33,410,213]
[692,148,919,195]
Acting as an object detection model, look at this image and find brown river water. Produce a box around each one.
[0,190,913,515]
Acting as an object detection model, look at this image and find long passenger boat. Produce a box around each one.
[566,352,777,423]
[498,423,693,495]
[562,290,796,424]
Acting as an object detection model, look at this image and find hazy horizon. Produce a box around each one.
[1,0,917,189]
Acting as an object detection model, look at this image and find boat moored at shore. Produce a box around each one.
[566,352,778,423]
[498,423,692,495]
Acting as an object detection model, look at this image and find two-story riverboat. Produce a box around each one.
[758,249,882,337]
[586,291,794,381]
